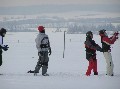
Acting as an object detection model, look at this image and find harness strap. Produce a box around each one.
[40,37,50,48]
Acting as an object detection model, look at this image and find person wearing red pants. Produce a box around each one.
[84,31,103,76]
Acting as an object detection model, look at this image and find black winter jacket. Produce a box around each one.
[85,37,102,61]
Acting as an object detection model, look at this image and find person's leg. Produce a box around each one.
[93,60,98,75]
[86,59,94,76]
[107,52,114,76]
[103,52,110,75]
[42,62,48,75]
[0,50,2,66]
[34,57,42,73]
[103,52,114,76]
[42,51,49,76]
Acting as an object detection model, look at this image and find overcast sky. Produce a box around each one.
[0,0,120,7]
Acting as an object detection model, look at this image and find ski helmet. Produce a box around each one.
[99,29,106,36]
[38,26,45,32]
[86,31,93,38]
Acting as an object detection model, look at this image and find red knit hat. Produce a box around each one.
[38,26,45,32]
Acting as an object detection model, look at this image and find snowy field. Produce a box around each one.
[0,29,120,89]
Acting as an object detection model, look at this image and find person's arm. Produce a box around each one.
[85,40,102,52]
[0,36,9,51]
[102,36,117,45]
[0,36,4,47]
[48,36,51,55]
[96,44,102,52]
[35,35,42,52]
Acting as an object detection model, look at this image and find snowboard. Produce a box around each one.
[27,70,35,73]
[27,70,39,76]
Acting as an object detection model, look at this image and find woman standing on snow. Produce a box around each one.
[99,29,119,76]
[84,31,103,76]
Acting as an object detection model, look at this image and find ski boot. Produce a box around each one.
[42,73,49,76]
[94,72,98,75]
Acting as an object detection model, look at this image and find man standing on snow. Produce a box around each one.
[85,31,102,76]
[0,28,9,67]
[99,29,119,76]
[34,26,51,76]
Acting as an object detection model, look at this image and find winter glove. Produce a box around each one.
[114,32,119,39]
[2,45,9,51]
[48,47,51,56]
[114,32,119,37]
[38,51,44,57]
[116,36,119,39]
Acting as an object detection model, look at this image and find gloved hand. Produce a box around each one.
[38,51,44,57]
[2,45,9,51]
[48,47,51,56]
[115,32,119,39]
[114,32,119,36]
[116,37,119,39]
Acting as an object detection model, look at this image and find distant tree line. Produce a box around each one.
[0,16,120,32]
[67,23,120,34]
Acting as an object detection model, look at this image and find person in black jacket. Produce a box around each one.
[0,28,9,66]
[84,31,102,76]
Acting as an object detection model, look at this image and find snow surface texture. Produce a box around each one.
[0,29,120,89]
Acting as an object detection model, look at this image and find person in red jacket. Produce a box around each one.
[99,29,119,76]
[84,31,103,76]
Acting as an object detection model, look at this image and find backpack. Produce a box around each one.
[40,37,50,48]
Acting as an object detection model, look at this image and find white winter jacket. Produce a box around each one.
[0,35,4,48]
[35,32,50,52]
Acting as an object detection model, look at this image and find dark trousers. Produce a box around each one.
[0,50,2,66]
[34,51,49,75]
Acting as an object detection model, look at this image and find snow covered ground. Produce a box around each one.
[0,29,120,89]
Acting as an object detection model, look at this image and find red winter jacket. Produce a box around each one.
[101,34,117,52]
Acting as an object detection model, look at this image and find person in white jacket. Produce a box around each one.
[0,28,9,66]
[34,26,51,76]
